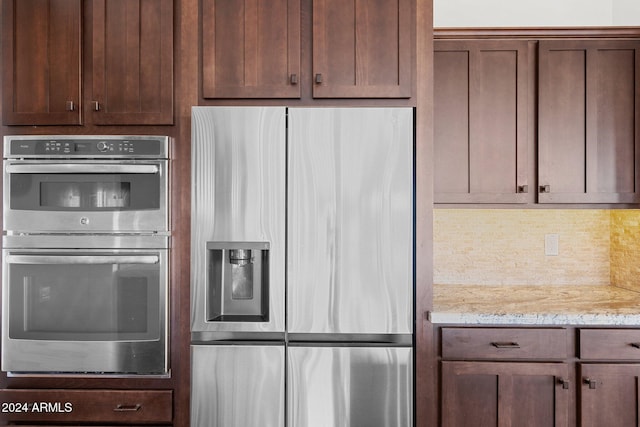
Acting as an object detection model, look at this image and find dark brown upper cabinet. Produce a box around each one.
[2,0,82,125]
[434,40,531,203]
[312,0,411,98]
[201,0,301,99]
[538,40,640,203]
[91,0,174,125]
[2,0,173,126]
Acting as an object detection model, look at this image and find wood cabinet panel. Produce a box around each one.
[0,389,172,424]
[538,40,640,203]
[580,329,640,360]
[312,0,411,98]
[2,0,82,125]
[579,364,640,427]
[434,40,530,203]
[442,327,568,360]
[442,361,570,427]
[91,0,174,124]
[201,0,300,98]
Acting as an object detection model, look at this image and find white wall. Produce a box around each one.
[434,0,640,27]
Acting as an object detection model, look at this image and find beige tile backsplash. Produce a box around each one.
[434,209,640,287]
[611,210,640,292]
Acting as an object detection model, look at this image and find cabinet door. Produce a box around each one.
[538,40,640,203]
[202,0,300,98]
[580,364,640,427]
[2,0,81,125]
[434,40,531,203]
[312,0,411,98]
[91,0,173,125]
[442,361,570,427]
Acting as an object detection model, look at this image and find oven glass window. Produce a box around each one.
[10,173,159,211]
[40,182,131,208]
[8,256,161,341]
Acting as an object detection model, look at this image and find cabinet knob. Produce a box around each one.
[539,185,551,193]
[558,378,570,389]
[92,101,101,112]
[315,73,323,84]
[290,74,298,85]
[584,378,597,389]
[517,185,529,194]
[66,100,75,111]
[630,343,640,349]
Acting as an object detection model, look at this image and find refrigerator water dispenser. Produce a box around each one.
[206,242,270,322]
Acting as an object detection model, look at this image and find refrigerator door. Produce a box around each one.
[288,345,413,427]
[191,107,285,335]
[191,344,285,427]
[287,108,413,336]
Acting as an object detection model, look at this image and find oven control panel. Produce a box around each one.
[4,136,169,158]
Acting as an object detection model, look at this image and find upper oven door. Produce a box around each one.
[3,160,168,233]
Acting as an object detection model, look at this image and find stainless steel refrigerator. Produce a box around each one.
[191,106,413,427]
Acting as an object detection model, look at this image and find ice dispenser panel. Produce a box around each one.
[207,242,270,322]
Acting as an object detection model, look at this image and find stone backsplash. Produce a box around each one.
[433,209,634,286]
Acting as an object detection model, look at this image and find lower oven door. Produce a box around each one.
[1,248,168,375]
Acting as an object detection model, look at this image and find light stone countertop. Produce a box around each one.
[431,284,640,325]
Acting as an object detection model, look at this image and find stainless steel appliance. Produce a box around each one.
[3,135,169,233]
[2,135,170,375]
[191,107,413,427]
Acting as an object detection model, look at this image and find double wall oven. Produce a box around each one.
[2,135,170,375]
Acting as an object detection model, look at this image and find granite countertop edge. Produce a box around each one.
[431,284,640,326]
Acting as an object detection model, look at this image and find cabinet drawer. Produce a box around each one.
[442,327,568,360]
[0,389,172,424]
[580,329,640,360]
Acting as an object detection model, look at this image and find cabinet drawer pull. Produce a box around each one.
[315,73,323,84]
[491,342,520,349]
[114,403,142,412]
[66,100,75,111]
[630,343,640,349]
[92,101,101,111]
[290,74,298,85]
[584,378,597,389]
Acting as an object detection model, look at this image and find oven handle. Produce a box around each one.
[5,164,159,174]
[5,255,159,265]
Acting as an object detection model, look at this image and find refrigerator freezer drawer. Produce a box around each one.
[288,346,413,427]
[288,107,413,335]
[191,344,285,427]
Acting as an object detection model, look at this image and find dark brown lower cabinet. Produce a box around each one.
[441,361,570,427]
[580,364,640,427]
[0,389,172,425]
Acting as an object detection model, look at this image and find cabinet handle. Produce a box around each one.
[113,403,142,412]
[315,73,323,84]
[92,101,101,112]
[584,378,597,389]
[66,100,75,111]
[558,378,570,389]
[539,185,551,193]
[290,74,298,85]
[491,342,520,349]
[630,343,640,349]
[517,185,529,193]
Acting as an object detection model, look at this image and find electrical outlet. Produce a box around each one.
[545,234,559,256]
